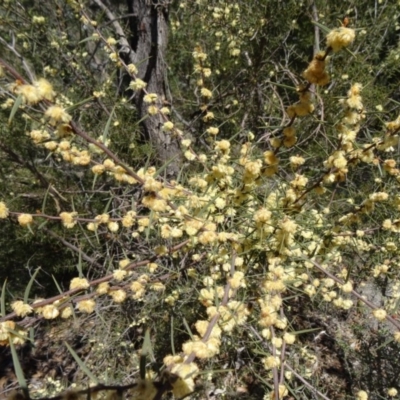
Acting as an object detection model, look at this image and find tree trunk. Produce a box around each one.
[126,0,181,176]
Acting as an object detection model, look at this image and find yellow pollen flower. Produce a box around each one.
[0,202,9,218]
[70,277,90,290]
[326,27,356,52]
[17,84,42,104]
[11,300,33,317]
[45,105,72,125]
[60,211,78,228]
[77,299,96,314]
[18,213,33,227]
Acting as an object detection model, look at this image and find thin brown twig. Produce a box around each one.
[0,239,189,323]
[44,228,104,270]
[306,258,400,331]
[285,363,332,400]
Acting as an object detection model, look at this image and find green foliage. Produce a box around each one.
[2,1,400,400]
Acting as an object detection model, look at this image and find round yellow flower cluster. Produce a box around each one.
[303,52,330,86]
[326,26,356,52]
[0,321,27,346]
[13,78,55,105]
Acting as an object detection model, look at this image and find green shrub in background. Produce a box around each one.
[1,1,400,399]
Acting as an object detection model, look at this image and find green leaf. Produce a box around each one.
[37,219,49,230]
[52,275,63,294]
[311,20,332,35]
[1,279,7,318]
[9,338,28,390]
[78,36,97,44]
[65,97,94,113]
[289,327,322,335]
[76,249,83,277]
[41,185,50,214]
[103,196,113,213]
[170,315,175,355]
[264,80,297,91]
[65,341,99,384]
[344,47,357,58]
[91,173,98,191]
[182,318,194,340]
[140,329,154,380]
[8,327,33,344]
[102,106,115,142]
[24,267,41,304]
[27,224,34,235]
[29,327,35,345]
[251,349,275,357]
[8,94,23,125]
[375,336,395,351]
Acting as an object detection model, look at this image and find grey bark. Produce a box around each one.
[125,0,181,176]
